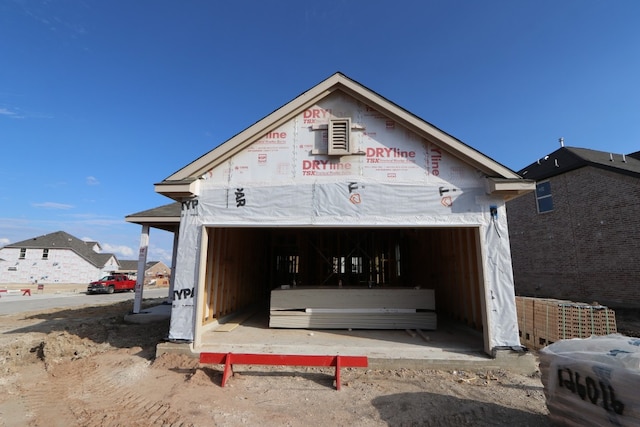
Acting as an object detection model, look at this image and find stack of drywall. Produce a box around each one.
[269,288,436,329]
[516,296,617,350]
[540,335,640,426]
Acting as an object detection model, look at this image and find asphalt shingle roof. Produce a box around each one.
[518,146,640,181]
[126,202,181,218]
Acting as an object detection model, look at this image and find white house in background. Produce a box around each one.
[0,231,119,284]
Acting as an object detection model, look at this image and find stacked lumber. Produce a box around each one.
[270,288,437,330]
[516,296,617,350]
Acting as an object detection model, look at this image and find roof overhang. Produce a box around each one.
[125,217,180,233]
[125,203,181,232]
[485,177,536,201]
[154,179,200,200]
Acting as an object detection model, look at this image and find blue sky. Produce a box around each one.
[1,0,639,265]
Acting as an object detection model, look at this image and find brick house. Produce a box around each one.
[507,146,640,307]
[116,260,171,286]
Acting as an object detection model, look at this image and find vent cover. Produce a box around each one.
[328,118,351,155]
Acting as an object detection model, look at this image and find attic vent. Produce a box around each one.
[328,118,351,155]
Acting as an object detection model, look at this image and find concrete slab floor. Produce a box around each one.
[157,307,537,375]
[124,303,171,324]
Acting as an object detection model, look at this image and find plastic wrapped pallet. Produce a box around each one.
[540,334,640,426]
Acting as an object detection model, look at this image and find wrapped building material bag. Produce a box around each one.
[540,334,640,426]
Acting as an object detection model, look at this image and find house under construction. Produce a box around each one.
[126,73,535,370]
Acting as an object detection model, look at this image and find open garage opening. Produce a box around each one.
[196,226,488,353]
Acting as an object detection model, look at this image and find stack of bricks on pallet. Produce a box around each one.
[516,296,617,351]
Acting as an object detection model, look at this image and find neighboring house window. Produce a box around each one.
[19,248,26,259]
[42,249,49,260]
[536,181,553,213]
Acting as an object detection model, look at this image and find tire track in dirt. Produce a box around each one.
[16,353,192,427]
[67,356,191,427]
[12,365,80,427]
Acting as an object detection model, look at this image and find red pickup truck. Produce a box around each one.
[87,274,136,294]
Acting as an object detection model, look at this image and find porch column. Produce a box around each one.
[168,230,179,302]
[133,224,150,314]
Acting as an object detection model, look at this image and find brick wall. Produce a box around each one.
[507,166,640,307]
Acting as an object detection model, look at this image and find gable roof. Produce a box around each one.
[5,231,116,269]
[155,72,532,200]
[518,146,640,181]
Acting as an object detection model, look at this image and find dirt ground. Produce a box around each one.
[0,289,558,427]
[5,286,637,427]
[2,288,639,426]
